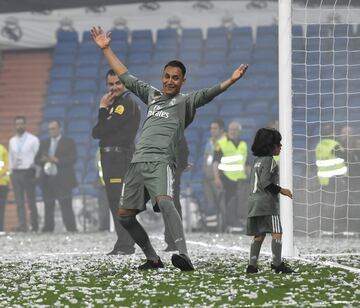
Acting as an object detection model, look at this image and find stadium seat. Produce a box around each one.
[45,94,70,106]
[77,53,102,66]
[230,26,253,49]
[78,41,101,54]
[50,65,74,79]
[152,50,177,64]
[48,79,72,94]
[67,119,92,133]
[203,50,227,64]
[68,104,93,119]
[54,41,78,55]
[43,105,67,121]
[71,93,96,105]
[57,31,78,42]
[74,79,98,93]
[75,66,99,79]
[178,50,202,64]
[128,51,152,65]
[227,49,251,63]
[53,53,76,65]
[110,29,129,41]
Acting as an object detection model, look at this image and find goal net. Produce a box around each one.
[292,0,360,237]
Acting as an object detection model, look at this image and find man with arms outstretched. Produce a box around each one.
[91,26,248,271]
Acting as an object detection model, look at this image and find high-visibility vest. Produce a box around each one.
[315,139,347,186]
[96,150,105,186]
[0,144,10,186]
[217,137,247,181]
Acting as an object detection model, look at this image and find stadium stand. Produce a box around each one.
[0,50,52,231]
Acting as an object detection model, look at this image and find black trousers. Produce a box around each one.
[0,185,9,231]
[97,185,110,231]
[11,169,38,231]
[163,168,183,247]
[101,149,135,252]
[42,177,77,232]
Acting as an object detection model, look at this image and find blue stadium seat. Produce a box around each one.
[110,29,129,41]
[53,53,76,65]
[68,105,93,119]
[57,31,78,42]
[77,54,102,66]
[77,145,89,160]
[178,50,202,64]
[54,41,78,55]
[74,79,98,93]
[333,24,353,37]
[82,31,92,42]
[219,102,243,117]
[257,25,278,37]
[292,25,303,36]
[253,48,277,63]
[71,93,96,105]
[228,49,251,63]
[245,101,270,115]
[152,50,177,64]
[207,27,228,38]
[182,28,203,39]
[293,51,305,64]
[205,36,228,50]
[43,105,67,121]
[132,29,152,40]
[180,37,203,51]
[130,39,153,52]
[67,119,92,133]
[48,79,72,94]
[75,66,99,79]
[230,26,252,49]
[203,50,227,64]
[45,94,70,106]
[78,41,101,54]
[50,66,73,79]
[128,51,152,65]
[110,41,128,58]
[349,93,360,108]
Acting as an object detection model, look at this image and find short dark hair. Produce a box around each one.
[211,118,225,130]
[164,60,186,76]
[15,116,26,123]
[251,128,282,157]
[106,69,117,79]
[48,119,62,128]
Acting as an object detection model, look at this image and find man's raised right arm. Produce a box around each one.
[90,26,128,76]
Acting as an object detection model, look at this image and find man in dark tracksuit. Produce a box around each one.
[163,136,189,251]
[92,69,141,255]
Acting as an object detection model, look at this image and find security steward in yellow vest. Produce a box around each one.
[213,121,248,231]
[315,124,348,233]
[0,144,10,231]
[92,69,141,255]
[316,139,347,186]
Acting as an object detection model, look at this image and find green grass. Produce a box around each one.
[1,254,359,307]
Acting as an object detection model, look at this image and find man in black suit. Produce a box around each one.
[36,120,78,232]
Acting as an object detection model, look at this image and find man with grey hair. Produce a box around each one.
[213,120,249,232]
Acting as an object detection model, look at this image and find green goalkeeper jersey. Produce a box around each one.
[248,156,280,217]
[119,72,223,167]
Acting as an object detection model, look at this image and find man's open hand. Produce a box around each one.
[231,64,248,82]
[90,26,111,49]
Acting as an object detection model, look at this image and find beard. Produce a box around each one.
[16,128,25,135]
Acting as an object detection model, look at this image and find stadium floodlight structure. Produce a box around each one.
[281,0,360,255]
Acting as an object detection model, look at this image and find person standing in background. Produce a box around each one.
[92,69,141,255]
[202,118,225,230]
[35,120,78,232]
[9,116,39,232]
[0,143,10,231]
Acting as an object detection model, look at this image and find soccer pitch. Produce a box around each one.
[0,232,359,307]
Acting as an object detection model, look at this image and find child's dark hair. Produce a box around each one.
[251,128,282,156]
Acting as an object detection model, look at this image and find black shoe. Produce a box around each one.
[164,245,177,252]
[246,265,258,273]
[107,249,135,256]
[138,258,164,270]
[171,254,194,271]
[271,262,295,274]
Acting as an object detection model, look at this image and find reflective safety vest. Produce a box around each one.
[217,137,247,181]
[96,150,105,186]
[315,139,347,186]
[0,144,10,186]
